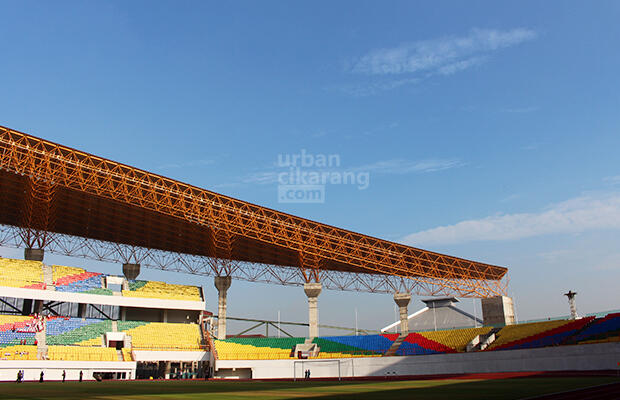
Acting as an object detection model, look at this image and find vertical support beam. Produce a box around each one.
[214,276,231,340]
[304,282,322,338]
[77,303,87,318]
[393,292,411,335]
[22,299,33,316]
[33,300,43,315]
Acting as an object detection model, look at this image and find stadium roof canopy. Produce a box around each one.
[0,126,507,297]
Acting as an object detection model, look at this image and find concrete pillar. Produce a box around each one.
[22,299,32,315]
[304,282,322,338]
[214,276,231,340]
[77,303,87,318]
[122,263,140,280]
[33,300,43,315]
[393,292,411,335]
[481,296,515,326]
[24,248,44,261]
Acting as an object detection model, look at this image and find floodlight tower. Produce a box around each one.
[564,290,578,320]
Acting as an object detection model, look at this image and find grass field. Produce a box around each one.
[1,377,618,400]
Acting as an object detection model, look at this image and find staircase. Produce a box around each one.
[467,327,501,352]
[383,334,406,356]
[42,265,55,290]
[117,349,123,361]
[112,320,118,332]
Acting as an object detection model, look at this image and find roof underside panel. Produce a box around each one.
[0,126,507,281]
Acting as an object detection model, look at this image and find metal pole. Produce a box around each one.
[473,298,477,328]
[278,310,281,338]
[433,303,437,332]
[355,308,358,336]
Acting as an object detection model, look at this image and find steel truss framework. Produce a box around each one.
[0,126,508,297]
[0,225,507,297]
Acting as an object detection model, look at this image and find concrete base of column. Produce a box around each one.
[214,276,232,340]
[393,292,411,335]
[481,296,515,326]
[24,248,44,262]
[304,283,322,338]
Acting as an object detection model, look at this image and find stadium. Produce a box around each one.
[0,125,619,399]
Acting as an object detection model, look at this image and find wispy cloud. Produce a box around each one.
[353,159,465,174]
[238,158,464,186]
[157,159,215,170]
[336,78,420,97]
[437,56,487,75]
[604,176,620,185]
[352,28,537,76]
[242,171,279,185]
[402,194,620,246]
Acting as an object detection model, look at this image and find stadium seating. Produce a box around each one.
[214,337,306,360]
[486,320,573,350]
[122,280,201,301]
[419,327,492,352]
[313,335,397,357]
[397,332,456,356]
[0,345,37,360]
[47,345,118,361]
[53,265,109,295]
[46,317,112,346]
[120,321,203,350]
[0,315,37,346]
[0,257,200,300]
[495,317,595,351]
[572,313,620,344]
[214,340,294,360]
[122,347,133,361]
[0,258,45,289]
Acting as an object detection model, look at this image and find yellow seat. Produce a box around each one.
[122,322,202,350]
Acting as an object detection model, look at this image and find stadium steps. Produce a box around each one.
[469,327,501,351]
[112,321,118,332]
[383,334,406,356]
[116,349,123,361]
[42,265,54,289]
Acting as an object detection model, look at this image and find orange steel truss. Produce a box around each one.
[0,126,508,297]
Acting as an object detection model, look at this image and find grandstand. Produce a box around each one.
[0,256,210,380]
[0,126,618,381]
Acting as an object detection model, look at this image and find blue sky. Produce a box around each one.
[1,1,619,335]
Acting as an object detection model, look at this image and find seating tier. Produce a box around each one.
[0,316,37,346]
[0,258,44,289]
[120,321,202,350]
[123,280,201,301]
[0,345,37,360]
[47,345,118,361]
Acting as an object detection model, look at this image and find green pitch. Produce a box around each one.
[1,376,617,399]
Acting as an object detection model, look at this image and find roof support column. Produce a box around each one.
[304,282,322,338]
[393,292,411,335]
[123,263,141,280]
[24,248,45,262]
[214,276,231,340]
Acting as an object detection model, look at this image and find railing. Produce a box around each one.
[130,344,208,351]
[216,351,384,360]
